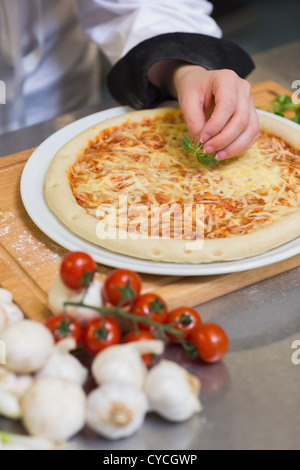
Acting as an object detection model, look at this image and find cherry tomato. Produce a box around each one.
[130,293,168,330]
[165,306,202,343]
[190,323,229,364]
[123,330,156,366]
[83,316,121,355]
[103,269,142,307]
[45,315,82,346]
[60,251,97,290]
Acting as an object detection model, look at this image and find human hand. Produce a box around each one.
[172,65,260,160]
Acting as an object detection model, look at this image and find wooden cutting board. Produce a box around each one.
[0,80,299,321]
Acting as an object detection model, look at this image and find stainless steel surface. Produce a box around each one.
[0,99,118,158]
[79,267,300,450]
[1,42,300,450]
[1,267,300,450]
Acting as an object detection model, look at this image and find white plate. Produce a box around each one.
[20,107,300,276]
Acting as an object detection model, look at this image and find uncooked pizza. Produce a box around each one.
[44,107,300,263]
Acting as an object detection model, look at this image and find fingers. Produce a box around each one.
[215,105,260,160]
[202,87,251,155]
[200,72,239,145]
[178,91,206,144]
[173,66,260,159]
[200,73,259,159]
[173,64,209,144]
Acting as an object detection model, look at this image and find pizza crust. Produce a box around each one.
[44,108,300,264]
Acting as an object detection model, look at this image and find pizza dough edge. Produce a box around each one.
[44,108,300,264]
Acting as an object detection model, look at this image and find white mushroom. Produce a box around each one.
[92,340,164,389]
[0,320,54,374]
[48,278,103,325]
[86,382,148,440]
[36,338,88,385]
[144,360,202,422]
[21,377,86,443]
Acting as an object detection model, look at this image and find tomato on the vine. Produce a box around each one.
[102,269,142,307]
[130,293,168,330]
[60,251,97,290]
[123,330,156,366]
[83,316,121,355]
[190,323,229,364]
[165,306,202,343]
[45,315,82,346]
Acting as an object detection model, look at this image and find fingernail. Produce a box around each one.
[215,151,227,160]
[204,146,215,155]
[200,134,210,144]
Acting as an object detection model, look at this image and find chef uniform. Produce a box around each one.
[0,0,254,135]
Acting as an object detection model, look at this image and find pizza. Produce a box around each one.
[44,107,300,263]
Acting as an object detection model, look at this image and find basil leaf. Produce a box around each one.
[182,135,219,166]
[182,136,195,153]
[277,95,292,106]
[196,153,218,166]
[292,108,300,125]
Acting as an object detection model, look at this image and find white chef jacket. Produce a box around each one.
[0,0,221,135]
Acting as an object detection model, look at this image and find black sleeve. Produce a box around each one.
[107,32,255,109]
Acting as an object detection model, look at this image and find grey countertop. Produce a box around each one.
[1,41,300,450]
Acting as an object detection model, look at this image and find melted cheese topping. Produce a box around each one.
[69,110,300,239]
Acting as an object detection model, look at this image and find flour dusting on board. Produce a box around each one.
[10,231,62,268]
[0,210,63,270]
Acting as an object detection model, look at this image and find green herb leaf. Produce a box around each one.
[182,136,218,166]
[271,94,300,124]
[182,136,196,153]
[293,108,300,125]
[196,153,218,166]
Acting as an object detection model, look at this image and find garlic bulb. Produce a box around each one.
[92,340,164,389]
[0,366,33,397]
[0,305,7,332]
[0,288,13,304]
[0,389,22,419]
[0,320,54,374]
[86,382,148,440]
[0,301,24,325]
[48,278,103,325]
[0,432,54,450]
[21,377,86,443]
[0,366,33,419]
[144,360,202,422]
[0,288,24,333]
[36,338,88,385]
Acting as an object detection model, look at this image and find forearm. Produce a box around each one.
[107,33,255,109]
[147,61,208,99]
